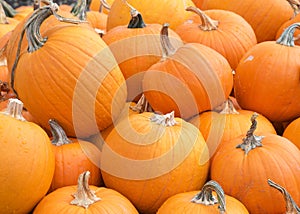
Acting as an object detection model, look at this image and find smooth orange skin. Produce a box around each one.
[157,191,249,214]
[90,0,114,14]
[176,9,257,70]
[276,13,300,46]
[211,133,300,214]
[0,17,19,39]
[86,10,107,33]
[33,185,139,214]
[234,41,300,122]
[0,113,55,213]
[283,117,300,149]
[201,0,294,43]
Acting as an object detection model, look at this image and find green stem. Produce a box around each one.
[186,6,219,31]
[236,113,264,154]
[48,119,72,146]
[276,22,300,47]
[268,179,300,214]
[191,180,226,214]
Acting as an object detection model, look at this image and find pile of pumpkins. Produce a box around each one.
[1,0,300,213]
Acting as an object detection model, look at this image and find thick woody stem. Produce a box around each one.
[2,98,26,121]
[49,119,72,146]
[216,99,239,114]
[0,0,17,17]
[268,179,300,213]
[191,180,226,214]
[236,113,264,154]
[70,171,101,208]
[186,6,219,31]
[150,111,178,127]
[71,0,87,21]
[160,23,176,60]
[276,22,300,47]
[129,94,154,113]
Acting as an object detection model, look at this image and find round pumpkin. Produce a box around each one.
[101,111,210,214]
[210,113,300,214]
[0,98,55,213]
[157,180,249,214]
[90,0,114,14]
[234,23,300,122]
[7,4,127,138]
[283,116,300,149]
[33,171,139,214]
[175,7,257,69]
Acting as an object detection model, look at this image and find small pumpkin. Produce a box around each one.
[157,180,249,214]
[0,98,55,213]
[33,171,139,214]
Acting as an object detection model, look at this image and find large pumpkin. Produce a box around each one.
[175,7,257,70]
[101,111,210,214]
[0,98,55,213]
[6,3,127,138]
[143,25,233,120]
[210,113,300,214]
[201,0,294,42]
[33,171,139,214]
[234,23,300,122]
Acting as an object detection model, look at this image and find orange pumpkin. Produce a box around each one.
[48,119,103,192]
[0,2,19,39]
[143,24,233,120]
[283,116,300,149]
[33,171,139,214]
[201,0,294,43]
[210,113,300,214]
[0,98,55,213]
[276,12,300,46]
[157,180,249,214]
[101,111,210,214]
[175,7,257,69]
[234,23,300,122]
[90,0,114,14]
[103,8,183,101]
[7,4,127,138]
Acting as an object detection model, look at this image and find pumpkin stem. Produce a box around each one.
[186,6,219,31]
[70,171,101,208]
[123,1,146,29]
[287,0,300,16]
[99,0,111,12]
[71,0,87,21]
[236,112,264,154]
[215,99,239,114]
[268,179,300,213]
[150,111,178,127]
[2,98,26,121]
[0,0,17,17]
[0,3,9,24]
[276,22,300,47]
[49,119,72,146]
[160,23,176,60]
[129,94,154,113]
[191,180,226,214]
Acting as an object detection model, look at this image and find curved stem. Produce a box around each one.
[71,0,87,21]
[129,94,154,113]
[49,119,72,146]
[0,3,8,25]
[216,99,239,114]
[276,22,300,47]
[123,1,146,28]
[150,111,178,127]
[0,0,17,17]
[70,171,101,208]
[2,98,25,121]
[160,23,176,60]
[236,113,264,154]
[268,179,300,213]
[99,0,111,12]
[191,180,226,214]
[186,6,219,31]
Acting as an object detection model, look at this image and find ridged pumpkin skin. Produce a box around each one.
[201,0,294,42]
[143,43,233,120]
[0,101,55,213]
[283,117,300,149]
[157,191,249,214]
[175,9,257,69]
[106,0,195,31]
[101,112,210,214]
[211,133,300,214]
[234,41,300,122]
[9,17,127,138]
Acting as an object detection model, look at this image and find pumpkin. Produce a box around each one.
[283,116,300,149]
[157,180,249,214]
[189,99,276,160]
[210,113,300,214]
[0,98,55,213]
[48,119,103,193]
[90,0,114,14]
[101,111,210,214]
[33,171,139,214]
[276,12,300,46]
[201,0,294,43]
[143,24,233,120]
[0,2,19,39]
[102,6,183,101]
[6,3,127,138]
[106,0,196,31]
[234,23,300,123]
[175,7,257,70]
